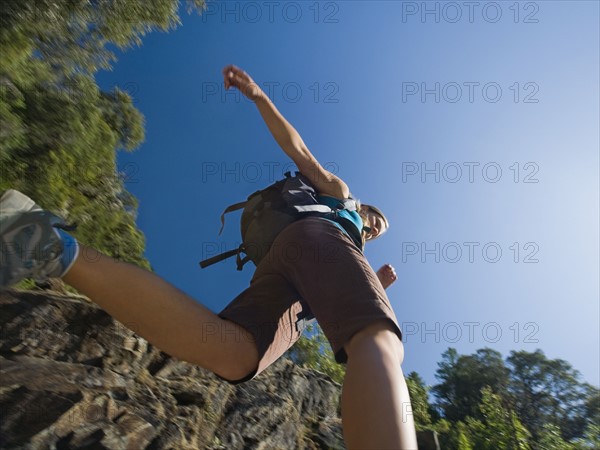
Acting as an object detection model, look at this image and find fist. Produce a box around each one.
[222,64,264,101]
[376,263,398,289]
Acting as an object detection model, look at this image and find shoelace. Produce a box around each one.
[27,236,63,282]
[15,221,76,282]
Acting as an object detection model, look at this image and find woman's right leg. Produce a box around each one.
[62,245,259,381]
[341,320,418,450]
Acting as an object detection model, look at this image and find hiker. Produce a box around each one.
[0,65,418,449]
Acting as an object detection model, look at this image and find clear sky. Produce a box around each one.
[96,0,599,387]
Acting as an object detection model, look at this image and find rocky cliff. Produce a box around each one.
[1,289,439,450]
[0,289,345,449]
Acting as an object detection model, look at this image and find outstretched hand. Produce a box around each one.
[376,263,398,290]
[222,64,264,101]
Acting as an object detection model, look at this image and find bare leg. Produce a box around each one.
[62,245,259,381]
[341,320,418,450]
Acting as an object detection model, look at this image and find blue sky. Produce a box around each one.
[96,0,599,387]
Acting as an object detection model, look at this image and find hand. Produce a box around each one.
[376,263,398,290]
[222,64,264,102]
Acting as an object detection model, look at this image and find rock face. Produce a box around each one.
[0,289,345,449]
[1,289,442,450]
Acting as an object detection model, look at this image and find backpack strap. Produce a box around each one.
[336,198,358,211]
[199,248,240,268]
[292,204,335,214]
[236,252,252,271]
[218,201,247,236]
[199,243,254,271]
[335,216,365,251]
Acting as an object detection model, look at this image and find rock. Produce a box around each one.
[0,289,348,449]
[417,430,441,450]
[1,355,128,392]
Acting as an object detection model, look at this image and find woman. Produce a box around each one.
[0,65,418,449]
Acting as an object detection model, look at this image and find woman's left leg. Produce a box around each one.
[62,245,260,381]
[0,189,259,381]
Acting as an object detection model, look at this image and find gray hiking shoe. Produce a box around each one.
[0,189,79,289]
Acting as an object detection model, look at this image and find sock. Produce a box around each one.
[55,228,80,278]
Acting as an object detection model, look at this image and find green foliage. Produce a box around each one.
[574,423,600,449]
[456,422,473,450]
[467,386,531,450]
[507,349,592,443]
[285,323,346,385]
[0,1,207,76]
[538,424,576,450]
[13,278,37,290]
[1,0,206,271]
[440,387,531,450]
[431,348,598,450]
[406,371,433,431]
[433,347,510,422]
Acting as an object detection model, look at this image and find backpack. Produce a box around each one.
[199,171,364,271]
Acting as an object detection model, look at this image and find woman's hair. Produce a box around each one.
[353,196,390,242]
[364,204,390,232]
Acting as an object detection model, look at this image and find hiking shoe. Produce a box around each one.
[0,189,79,290]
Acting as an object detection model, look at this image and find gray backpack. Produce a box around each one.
[199,171,363,271]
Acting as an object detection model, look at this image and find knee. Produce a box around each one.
[214,357,259,383]
[215,367,255,384]
[208,320,261,382]
[345,320,404,364]
[209,342,260,383]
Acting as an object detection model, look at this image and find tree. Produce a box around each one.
[285,323,346,385]
[507,350,592,443]
[537,424,576,450]
[406,371,434,431]
[1,0,207,77]
[433,347,510,422]
[581,384,600,434]
[465,386,531,450]
[572,423,600,450]
[1,0,207,270]
[456,422,473,450]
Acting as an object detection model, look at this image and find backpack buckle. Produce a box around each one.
[235,246,251,271]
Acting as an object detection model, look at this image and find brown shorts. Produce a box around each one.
[217,216,403,384]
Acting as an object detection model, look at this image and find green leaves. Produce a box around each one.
[507,350,592,442]
[1,0,207,76]
[285,323,346,385]
[406,371,434,431]
[1,1,206,271]
[431,348,597,449]
[433,347,510,422]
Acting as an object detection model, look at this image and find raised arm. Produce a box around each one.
[222,65,350,199]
